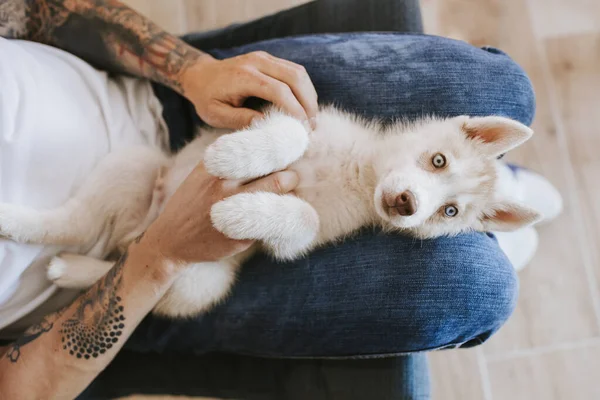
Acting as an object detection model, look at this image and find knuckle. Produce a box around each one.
[251,51,268,60]
[275,83,294,99]
[237,64,255,75]
[254,75,270,88]
[290,67,306,82]
[292,63,307,75]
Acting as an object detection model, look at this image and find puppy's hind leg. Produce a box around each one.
[0,199,97,246]
[204,111,309,180]
[153,253,250,318]
[0,146,168,248]
[47,253,115,289]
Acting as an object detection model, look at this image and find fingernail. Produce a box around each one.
[309,117,317,130]
[277,170,300,191]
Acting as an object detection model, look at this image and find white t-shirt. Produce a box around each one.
[0,38,169,336]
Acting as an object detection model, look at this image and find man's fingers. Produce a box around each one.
[255,56,318,125]
[242,170,299,194]
[209,104,263,130]
[247,72,308,122]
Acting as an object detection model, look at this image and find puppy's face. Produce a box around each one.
[373,116,541,238]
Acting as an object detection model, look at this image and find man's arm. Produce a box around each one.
[0,239,177,399]
[0,0,202,92]
[0,0,318,129]
[0,165,299,400]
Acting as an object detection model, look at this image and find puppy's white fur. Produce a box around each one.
[0,107,540,318]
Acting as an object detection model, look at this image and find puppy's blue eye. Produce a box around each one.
[444,205,458,217]
[432,153,446,168]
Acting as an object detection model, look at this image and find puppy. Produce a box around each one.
[0,107,540,317]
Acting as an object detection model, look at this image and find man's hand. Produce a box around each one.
[0,166,299,400]
[182,51,319,130]
[143,164,299,264]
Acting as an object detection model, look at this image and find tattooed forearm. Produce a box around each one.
[0,0,28,37]
[0,0,203,92]
[4,250,128,364]
[59,249,127,360]
[5,318,54,362]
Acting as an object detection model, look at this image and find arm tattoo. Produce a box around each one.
[5,249,128,363]
[0,0,28,37]
[0,0,202,92]
[59,249,127,360]
[5,317,54,363]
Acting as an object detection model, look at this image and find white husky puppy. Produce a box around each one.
[0,107,540,317]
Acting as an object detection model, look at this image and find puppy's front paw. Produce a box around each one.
[204,114,309,180]
[211,192,319,260]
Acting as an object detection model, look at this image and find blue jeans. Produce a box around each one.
[81,1,533,399]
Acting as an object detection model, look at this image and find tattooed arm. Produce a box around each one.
[0,0,203,92]
[0,0,318,129]
[0,165,298,400]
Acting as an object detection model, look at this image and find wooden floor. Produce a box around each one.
[121,0,600,399]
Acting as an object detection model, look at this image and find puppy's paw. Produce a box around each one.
[0,203,40,243]
[204,113,309,180]
[211,192,319,260]
[47,253,111,289]
[46,256,69,284]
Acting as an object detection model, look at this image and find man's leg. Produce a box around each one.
[129,3,533,399]
[127,230,518,356]
[128,33,533,399]
[148,33,532,356]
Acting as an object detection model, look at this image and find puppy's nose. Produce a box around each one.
[395,191,417,216]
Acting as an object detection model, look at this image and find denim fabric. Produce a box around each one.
[81,1,535,399]
[126,230,518,357]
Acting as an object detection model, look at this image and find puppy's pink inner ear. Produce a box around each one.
[461,116,533,157]
[485,209,525,224]
[462,122,504,144]
[480,203,541,231]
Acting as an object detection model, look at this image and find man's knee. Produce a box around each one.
[382,232,519,351]
[322,34,536,124]
[401,36,536,125]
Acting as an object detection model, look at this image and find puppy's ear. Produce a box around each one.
[479,202,541,232]
[462,116,533,157]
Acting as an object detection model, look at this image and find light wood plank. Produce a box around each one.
[545,32,600,317]
[488,344,600,400]
[122,0,188,34]
[527,0,600,39]
[428,349,486,400]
